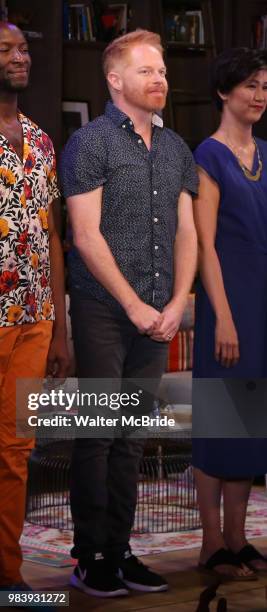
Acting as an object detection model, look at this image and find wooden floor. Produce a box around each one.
[14,537,267,612]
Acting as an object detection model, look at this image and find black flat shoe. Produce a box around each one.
[198,547,257,582]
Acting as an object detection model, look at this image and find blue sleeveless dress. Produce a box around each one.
[192,137,267,477]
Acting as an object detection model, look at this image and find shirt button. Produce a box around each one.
[155,245,159,250]
[138,138,142,144]
[155,272,159,278]
[129,121,133,126]
[153,190,158,195]
[154,217,158,223]
[122,124,126,129]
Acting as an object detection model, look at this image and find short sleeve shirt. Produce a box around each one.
[61,101,198,311]
[0,113,60,327]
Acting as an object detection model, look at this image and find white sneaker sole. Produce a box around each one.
[121,578,169,592]
[70,574,129,598]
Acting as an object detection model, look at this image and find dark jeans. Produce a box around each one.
[69,290,168,560]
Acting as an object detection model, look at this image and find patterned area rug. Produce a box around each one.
[21,490,267,567]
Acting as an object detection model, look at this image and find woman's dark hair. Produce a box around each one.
[211,47,267,111]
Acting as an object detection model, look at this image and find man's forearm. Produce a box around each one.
[49,231,67,336]
[171,226,198,308]
[75,231,141,314]
[150,225,197,342]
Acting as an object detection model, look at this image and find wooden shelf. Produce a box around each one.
[163,0,203,8]
[166,42,213,52]
[63,40,107,50]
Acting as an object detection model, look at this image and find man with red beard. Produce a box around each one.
[0,22,68,592]
[61,30,198,598]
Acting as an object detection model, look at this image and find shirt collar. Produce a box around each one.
[152,113,163,128]
[105,100,163,130]
[0,112,29,156]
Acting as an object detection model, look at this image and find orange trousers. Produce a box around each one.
[0,321,52,585]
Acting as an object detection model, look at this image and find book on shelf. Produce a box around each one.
[63,1,96,42]
[63,1,128,43]
[165,9,204,45]
[251,15,267,49]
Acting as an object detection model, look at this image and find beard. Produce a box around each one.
[124,85,167,112]
[0,74,29,93]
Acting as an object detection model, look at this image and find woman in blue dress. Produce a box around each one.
[193,48,267,579]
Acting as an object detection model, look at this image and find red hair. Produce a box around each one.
[102,29,163,76]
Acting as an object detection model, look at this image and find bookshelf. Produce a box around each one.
[62,0,162,133]
[2,0,217,151]
[3,0,267,154]
[156,0,217,148]
[63,1,128,42]
[230,0,267,47]
[64,0,218,147]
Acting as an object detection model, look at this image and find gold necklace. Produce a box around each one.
[227,137,262,181]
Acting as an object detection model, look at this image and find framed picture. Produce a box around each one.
[165,10,204,45]
[62,101,90,144]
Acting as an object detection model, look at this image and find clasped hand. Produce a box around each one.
[128,300,182,342]
[150,300,182,342]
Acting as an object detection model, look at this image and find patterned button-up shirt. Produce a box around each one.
[0,112,60,327]
[61,101,198,311]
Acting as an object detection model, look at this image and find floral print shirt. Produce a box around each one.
[0,113,60,327]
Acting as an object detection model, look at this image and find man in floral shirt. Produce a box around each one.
[0,22,68,590]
